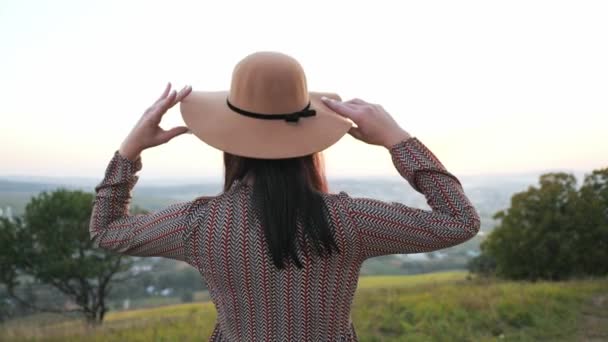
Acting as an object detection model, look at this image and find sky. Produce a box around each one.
[1,0,606,181]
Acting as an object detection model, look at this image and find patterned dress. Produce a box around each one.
[89,137,480,341]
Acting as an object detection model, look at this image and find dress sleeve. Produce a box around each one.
[341,137,480,259]
[88,151,204,262]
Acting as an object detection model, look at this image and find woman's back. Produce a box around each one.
[194,183,360,341]
[90,128,479,342]
[89,52,479,341]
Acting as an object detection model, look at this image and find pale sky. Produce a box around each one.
[1,0,606,181]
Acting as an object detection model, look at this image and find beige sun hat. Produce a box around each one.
[180,51,353,159]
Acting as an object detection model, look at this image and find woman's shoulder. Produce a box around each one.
[190,180,254,209]
[320,190,354,211]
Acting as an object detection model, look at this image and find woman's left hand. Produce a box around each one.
[119,83,192,160]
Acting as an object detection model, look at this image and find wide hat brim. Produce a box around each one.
[180,91,353,159]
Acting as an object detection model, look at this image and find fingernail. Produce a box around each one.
[321,96,333,102]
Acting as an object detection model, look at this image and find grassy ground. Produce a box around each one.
[352,276,607,341]
[1,271,606,341]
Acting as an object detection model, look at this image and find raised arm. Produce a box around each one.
[89,152,196,261]
[321,97,480,259]
[89,83,202,262]
[341,137,479,259]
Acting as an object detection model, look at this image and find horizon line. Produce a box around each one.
[0,166,600,185]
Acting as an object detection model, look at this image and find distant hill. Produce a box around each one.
[0,172,555,275]
[0,174,534,219]
[0,172,546,233]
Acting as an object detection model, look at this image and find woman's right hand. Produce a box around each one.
[321,97,412,148]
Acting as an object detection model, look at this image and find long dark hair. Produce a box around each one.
[223,152,340,269]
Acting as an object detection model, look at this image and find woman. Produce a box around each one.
[89,52,480,341]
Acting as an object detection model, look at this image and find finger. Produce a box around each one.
[173,85,193,105]
[159,126,189,143]
[147,90,177,121]
[345,98,367,105]
[154,82,172,105]
[158,86,192,117]
[321,96,361,121]
[156,90,178,113]
[348,126,365,140]
[167,125,189,138]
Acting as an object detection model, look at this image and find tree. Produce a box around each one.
[0,189,132,324]
[573,168,608,275]
[475,170,608,280]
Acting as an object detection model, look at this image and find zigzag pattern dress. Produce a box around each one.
[89,137,480,341]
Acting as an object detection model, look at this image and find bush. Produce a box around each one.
[474,169,608,280]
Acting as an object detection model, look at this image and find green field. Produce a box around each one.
[1,271,606,341]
